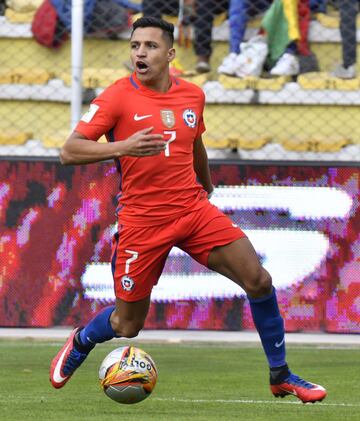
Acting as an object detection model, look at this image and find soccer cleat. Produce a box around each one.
[50,327,90,389]
[270,372,327,403]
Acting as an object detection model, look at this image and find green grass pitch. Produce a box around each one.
[0,339,359,421]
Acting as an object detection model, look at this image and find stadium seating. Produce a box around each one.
[280,136,351,153]
[0,67,50,84]
[0,129,32,145]
[42,130,72,149]
[298,72,360,91]
[61,68,128,89]
[218,74,290,91]
[204,134,271,151]
[0,4,359,159]
[43,130,107,149]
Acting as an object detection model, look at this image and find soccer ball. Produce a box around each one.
[99,346,158,404]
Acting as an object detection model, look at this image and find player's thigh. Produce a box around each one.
[111,224,172,302]
[207,237,264,289]
[178,203,245,267]
[179,204,268,292]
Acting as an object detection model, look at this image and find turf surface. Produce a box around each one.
[0,339,359,420]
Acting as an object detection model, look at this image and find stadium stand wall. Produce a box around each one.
[0,3,360,160]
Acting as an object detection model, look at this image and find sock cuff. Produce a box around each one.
[75,329,95,353]
[79,305,117,346]
[247,286,275,304]
[270,364,290,384]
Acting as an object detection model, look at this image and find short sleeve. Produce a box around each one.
[75,86,119,141]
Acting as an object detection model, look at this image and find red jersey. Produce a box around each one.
[76,73,207,226]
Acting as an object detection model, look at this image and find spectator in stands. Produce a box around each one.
[142,0,228,74]
[140,0,194,75]
[193,0,229,73]
[218,0,300,77]
[296,0,322,74]
[218,0,272,76]
[142,0,195,49]
[309,0,327,14]
[331,0,358,79]
[142,0,179,18]
[0,0,6,16]
[33,0,142,49]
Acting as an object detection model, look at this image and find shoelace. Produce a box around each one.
[287,374,314,389]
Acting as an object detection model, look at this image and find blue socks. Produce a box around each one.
[248,288,286,368]
[78,306,117,350]
[76,292,286,370]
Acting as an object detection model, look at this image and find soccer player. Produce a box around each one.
[50,17,326,404]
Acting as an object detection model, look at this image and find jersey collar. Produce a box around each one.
[129,73,179,96]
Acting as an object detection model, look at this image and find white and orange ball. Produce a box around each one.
[99,346,158,404]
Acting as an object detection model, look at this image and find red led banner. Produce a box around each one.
[0,160,358,332]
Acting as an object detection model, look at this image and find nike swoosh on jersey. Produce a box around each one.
[52,342,71,383]
[134,113,152,121]
[274,338,285,348]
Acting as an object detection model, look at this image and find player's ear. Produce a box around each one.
[167,48,176,63]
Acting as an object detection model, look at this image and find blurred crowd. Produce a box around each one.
[1,0,358,80]
[141,0,358,80]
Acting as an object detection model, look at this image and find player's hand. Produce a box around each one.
[122,127,166,157]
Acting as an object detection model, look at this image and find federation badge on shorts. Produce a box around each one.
[121,275,135,291]
[160,110,175,128]
[183,109,197,128]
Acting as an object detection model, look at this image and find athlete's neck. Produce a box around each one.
[139,73,172,93]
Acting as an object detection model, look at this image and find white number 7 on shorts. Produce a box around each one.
[124,250,138,274]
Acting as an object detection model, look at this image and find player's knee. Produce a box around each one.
[112,318,144,338]
[120,326,141,338]
[244,267,272,298]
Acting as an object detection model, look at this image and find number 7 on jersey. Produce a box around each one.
[163,130,176,157]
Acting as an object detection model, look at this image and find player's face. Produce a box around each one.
[130,27,175,86]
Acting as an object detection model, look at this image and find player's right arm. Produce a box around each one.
[60,81,166,165]
[60,127,166,165]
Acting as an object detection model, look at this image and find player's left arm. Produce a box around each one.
[193,136,214,197]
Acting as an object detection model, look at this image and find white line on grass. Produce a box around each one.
[154,397,360,407]
[0,397,358,408]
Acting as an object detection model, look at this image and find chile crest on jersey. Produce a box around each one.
[182,109,197,128]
